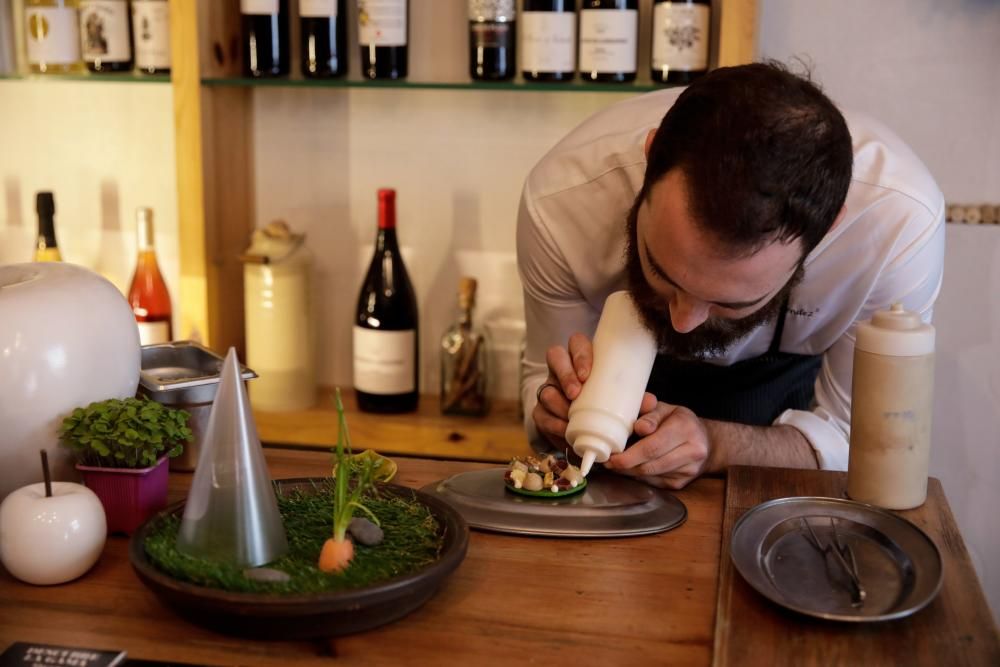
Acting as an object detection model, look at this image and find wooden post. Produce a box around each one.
[716,0,758,68]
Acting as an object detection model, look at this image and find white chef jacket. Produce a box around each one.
[517,87,945,470]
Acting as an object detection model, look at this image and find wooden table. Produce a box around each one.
[1,450,996,666]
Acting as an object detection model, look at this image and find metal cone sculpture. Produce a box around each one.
[176,348,288,567]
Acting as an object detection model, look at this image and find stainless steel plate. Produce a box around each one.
[730,496,943,622]
[421,469,687,538]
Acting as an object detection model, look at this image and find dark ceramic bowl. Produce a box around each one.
[129,477,469,639]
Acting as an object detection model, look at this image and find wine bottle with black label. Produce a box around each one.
[354,189,419,413]
[359,0,408,80]
[469,0,516,81]
[651,0,710,84]
[301,0,346,78]
[79,0,132,73]
[578,0,637,84]
[521,0,576,83]
[241,0,289,78]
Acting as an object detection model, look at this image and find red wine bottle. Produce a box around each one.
[651,0,710,84]
[241,0,289,78]
[300,0,346,78]
[469,0,516,81]
[578,0,637,84]
[359,0,408,80]
[354,189,419,413]
[521,0,576,83]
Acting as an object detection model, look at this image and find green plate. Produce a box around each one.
[505,477,588,498]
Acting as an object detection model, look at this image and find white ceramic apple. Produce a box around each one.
[0,481,107,585]
[0,263,141,500]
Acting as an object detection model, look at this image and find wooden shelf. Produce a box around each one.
[255,388,533,463]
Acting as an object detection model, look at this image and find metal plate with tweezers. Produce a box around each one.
[421,469,687,538]
[730,496,943,622]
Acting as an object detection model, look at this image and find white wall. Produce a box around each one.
[0,80,179,316]
[758,0,1000,620]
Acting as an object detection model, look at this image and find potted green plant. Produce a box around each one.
[60,397,192,534]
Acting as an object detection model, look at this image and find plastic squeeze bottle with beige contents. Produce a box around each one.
[565,291,659,476]
[847,303,935,509]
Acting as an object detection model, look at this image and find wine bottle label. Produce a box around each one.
[521,11,575,73]
[652,3,710,72]
[358,0,407,47]
[241,0,280,15]
[301,0,339,18]
[578,9,637,75]
[132,1,170,69]
[137,321,170,346]
[468,0,515,22]
[353,327,416,394]
[80,1,132,63]
[25,7,81,66]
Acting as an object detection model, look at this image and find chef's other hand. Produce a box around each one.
[533,333,656,452]
[604,401,710,490]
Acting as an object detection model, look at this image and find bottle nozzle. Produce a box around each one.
[579,450,597,477]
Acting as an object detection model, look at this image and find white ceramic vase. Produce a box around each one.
[0,263,141,500]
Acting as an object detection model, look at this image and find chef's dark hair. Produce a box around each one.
[643,61,853,258]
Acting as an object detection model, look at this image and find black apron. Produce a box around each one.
[644,302,822,426]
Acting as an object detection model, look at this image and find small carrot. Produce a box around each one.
[318,389,380,573]
[318,536,354,573]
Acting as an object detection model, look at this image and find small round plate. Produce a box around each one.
[505,478,588,498]
[730,496,943,622]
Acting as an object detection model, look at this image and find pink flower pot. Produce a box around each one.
[76,457,169,534]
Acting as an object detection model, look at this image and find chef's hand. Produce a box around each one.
[533,333,657,452]
[603,402,712,490]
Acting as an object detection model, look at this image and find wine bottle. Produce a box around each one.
[127,207,173,346]
[440,277,489,416]
[521,0,576,83]
[132,0,170,75]
[33,192,62,263]
[358,0,408,80]
[79,0,132,73]
[468,0,516,81]
[651,0,710,84]
[354,189,419,413]
[25,0,83,74]
[578,0,637,84]
[301,0,346,78]
[241,0,289,78]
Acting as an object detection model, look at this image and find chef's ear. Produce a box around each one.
[644,129,657,159]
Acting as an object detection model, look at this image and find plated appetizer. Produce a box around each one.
[503,455,587,498]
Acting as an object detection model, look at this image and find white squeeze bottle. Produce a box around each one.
[847,303,935,509]
[565,291,659,476]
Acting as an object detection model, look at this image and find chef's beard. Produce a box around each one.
[624,196,804,361]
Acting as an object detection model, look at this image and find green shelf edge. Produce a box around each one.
[201,76,673,94]
[0,72,170,84]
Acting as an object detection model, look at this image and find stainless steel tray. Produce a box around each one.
[140,340,256,393]
[421,468,687,538]
[730,496,943,622]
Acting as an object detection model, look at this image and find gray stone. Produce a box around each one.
[243,567,291,583]
[348,517,384,546]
